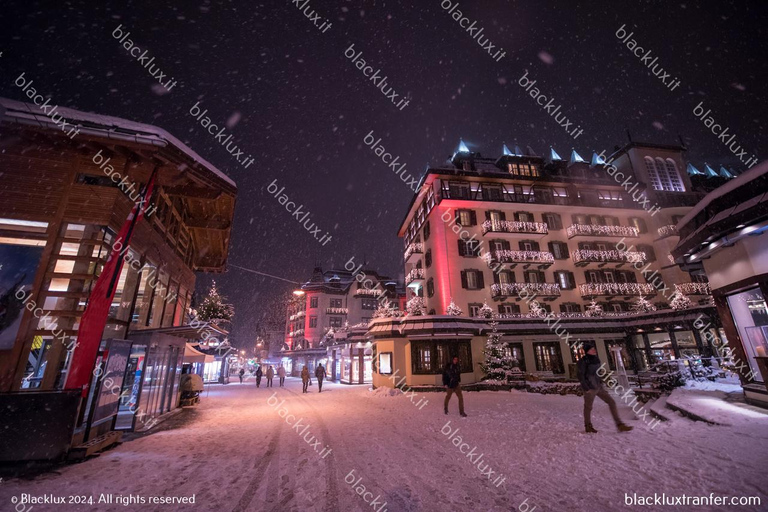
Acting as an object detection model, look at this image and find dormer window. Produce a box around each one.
[508,162,539,177]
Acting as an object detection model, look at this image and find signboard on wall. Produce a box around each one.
[91,340,133,427]
[0,243,44,350]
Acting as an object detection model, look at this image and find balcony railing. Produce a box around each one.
[326,307,348,315]
[657,225,678,238]
[404,243,423,261]
[354,288,382,297]
[571,250,646,265]
[491,282,561,298]
[566,224,639,238]
[579,282,657,297]
[406,268,425,286]
[483,250,555,266]
[482,220,548,236]
[674,282,711,295]
[289,310,306,321]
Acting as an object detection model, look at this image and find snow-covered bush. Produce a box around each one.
[446,298,463,316]
[585,300,604,318]
[631,295,657,314]
[405,296,426,316]
[477,300,494,319]
[669,291,693,310]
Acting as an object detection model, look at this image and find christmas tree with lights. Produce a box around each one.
[196,281,234,325]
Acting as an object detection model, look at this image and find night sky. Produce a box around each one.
[2,0,766,347]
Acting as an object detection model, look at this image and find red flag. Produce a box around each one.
[65,166,159,396]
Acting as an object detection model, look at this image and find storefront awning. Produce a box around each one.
[184,343,215,364]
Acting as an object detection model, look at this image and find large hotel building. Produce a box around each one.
[371,140,734,388]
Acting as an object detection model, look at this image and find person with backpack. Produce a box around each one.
[255,365,263,388]
[315,364,327,393]
[301,366,310,393]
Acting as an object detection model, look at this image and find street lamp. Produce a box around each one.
[293,290,305,296]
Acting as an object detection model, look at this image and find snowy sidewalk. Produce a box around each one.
[1,379,766,511]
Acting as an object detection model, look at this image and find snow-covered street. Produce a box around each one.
[1,378,767,512]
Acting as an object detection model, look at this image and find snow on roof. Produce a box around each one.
[0,96,236,189]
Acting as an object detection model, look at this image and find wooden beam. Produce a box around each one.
[164,185,222,200]
[186,217,231,230]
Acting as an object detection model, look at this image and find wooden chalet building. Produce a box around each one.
[0,98,236,460]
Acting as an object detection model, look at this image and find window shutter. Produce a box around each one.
[502,240,511,250]
[470,210,477,226]
[457,239,465,256]
[485,210,491,221]
[460,271,468,289]
[499,211,507,221]
[548,241,554,253]
[554,213,562,229]
[455,210,461,224]
[518,241,526,250]
[493,271,500,284]
[509,271,516,283]
[498,305,505,314]
[477,271,485,289]
[532,241,540,251]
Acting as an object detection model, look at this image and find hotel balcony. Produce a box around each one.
[491,282,561,300]
[326,307,348,315]
[289,310,306,321]
[483,250,554,269]
[579,282,657,298]
[482,220,548,238]
[566,224,639,239]
[674,282,711,295]
[406,268,425,290]
[657,225,679,239]
[354,288,382,297]
[571,250,646,267]
[404,243,423,264]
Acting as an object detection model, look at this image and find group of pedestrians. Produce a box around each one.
[239,363,328,394]
[443,342,634,433]
[239,364,287,387]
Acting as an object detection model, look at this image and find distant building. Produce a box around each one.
[373,140,733,389]
[282,266,404,383]
[672,161,768,408]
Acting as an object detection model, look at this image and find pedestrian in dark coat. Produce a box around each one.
[577,343,633,433]
[266,366,275,387]
[238,368,245,384]
[301,367,310,393]
[315,364,326,393]
[443,356,467,417]
[255,365,263,388]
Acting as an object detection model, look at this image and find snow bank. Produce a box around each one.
[368,386,403,397]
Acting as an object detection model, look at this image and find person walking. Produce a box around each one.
[238,368,245,384]
[577,343,633,433]
[266,366,275,387]
[255,365,263,388]
[315,364,327,393]
[301,366,310,393]
[277,365,286,387]
[443,356,467,417]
